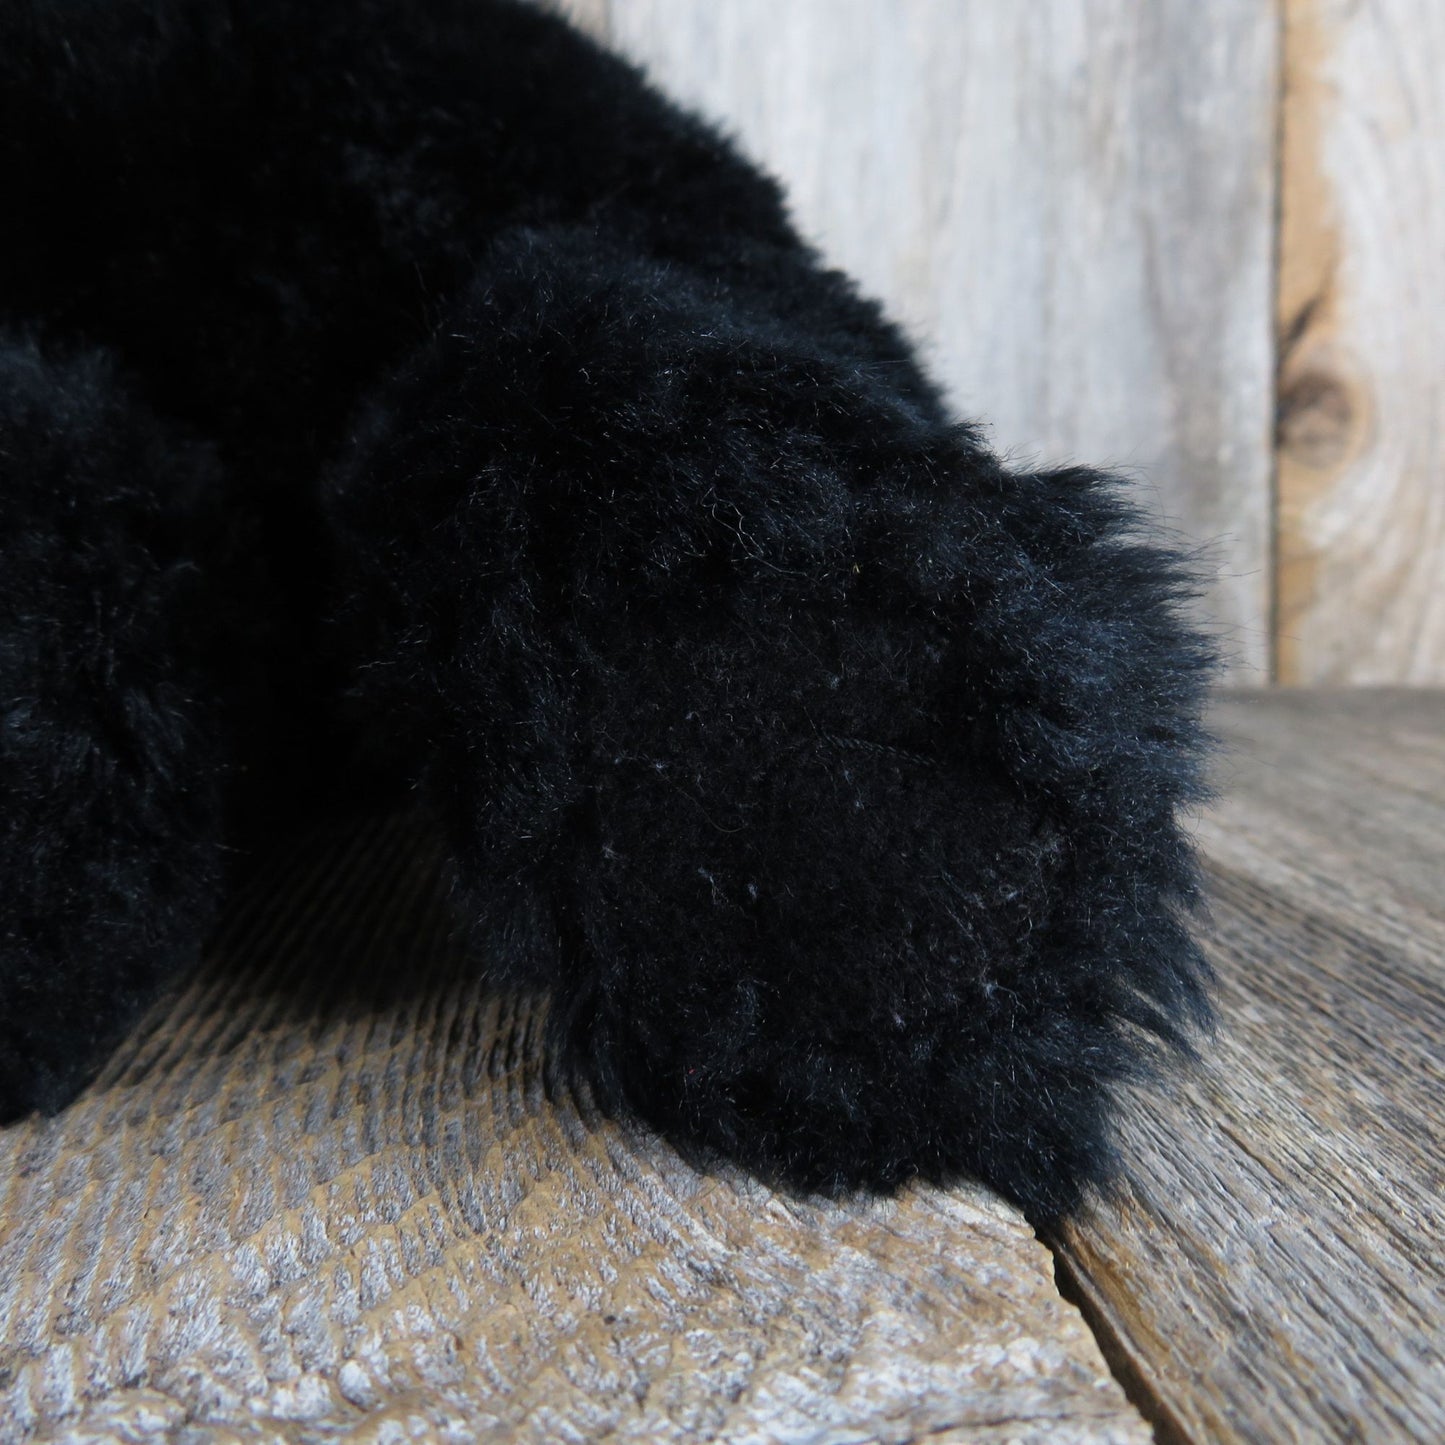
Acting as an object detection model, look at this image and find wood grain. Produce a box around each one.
[1276,0,1445,684]
[0,819,1148,1444]
[580,0,1278,679]
[1055,689,1445,1443]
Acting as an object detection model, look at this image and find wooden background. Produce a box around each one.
[557,0,1445,686]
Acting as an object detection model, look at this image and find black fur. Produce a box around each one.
[0,0,1213,1222]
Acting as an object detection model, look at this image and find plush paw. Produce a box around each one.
[327,224,1214,1221]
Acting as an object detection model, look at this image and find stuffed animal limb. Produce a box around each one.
[0,0,1213,1222]
[329,218,1214,1220]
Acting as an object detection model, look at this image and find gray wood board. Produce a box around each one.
[1057,689,1445,1443]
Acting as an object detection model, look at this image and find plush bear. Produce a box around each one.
[0,0,1213,1222]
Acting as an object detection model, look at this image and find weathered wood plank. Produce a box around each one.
[0,818,1148,1444]
[544,0,609,40]
[587,0,1278,679]
[1055,689,1445,1443]
[1276,0,1445,683]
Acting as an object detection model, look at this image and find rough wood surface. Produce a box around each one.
[574,0,1278,680]
[3,683,1442,1443]
[0,820,1148,1444]
[1056,689,1445,1443]
[1276,0,1445,685]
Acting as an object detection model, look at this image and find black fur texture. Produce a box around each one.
[0,0,1214,1222]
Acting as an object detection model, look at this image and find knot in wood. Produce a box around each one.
[1276,367,1358,470]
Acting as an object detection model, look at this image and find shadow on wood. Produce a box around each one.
[0,816,1143,1443]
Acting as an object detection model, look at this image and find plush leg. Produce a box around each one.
[0,336,235,1117]
[326,225,1214,1223]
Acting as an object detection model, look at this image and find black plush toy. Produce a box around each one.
[0,0,1214,1223]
